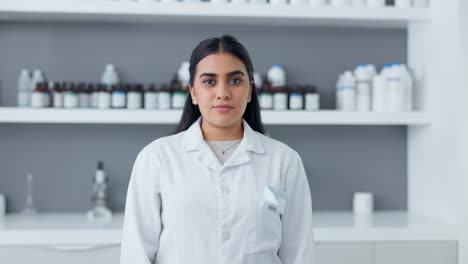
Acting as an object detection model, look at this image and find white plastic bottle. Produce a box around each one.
[17,69,32,107]
[177,61,190,89]
[101,64,120,87]
[267,64,286,88]
[354,64,372,112]
[309,0,326,5]
[270,0,287,5]
[402,64,414,111]
[413,0,428,7]
[372,73,387,112]
[395,0,411,8]
[388,63,405,112]
[351,0,366,7]
[31,69,45,93]
[366,0,385,7]
[330,0,352,6]
[290,0,309,5]
[336,71,356,111]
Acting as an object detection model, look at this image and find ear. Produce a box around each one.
[189,84,198,105]
[248,80,253,103]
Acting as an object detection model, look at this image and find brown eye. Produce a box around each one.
[230,78,242,85]
[203,79,215,86]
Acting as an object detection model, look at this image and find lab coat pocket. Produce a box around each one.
[245,185,284,255]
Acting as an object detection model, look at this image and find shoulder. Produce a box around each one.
[137,131,186,161]
[258,132,301,162]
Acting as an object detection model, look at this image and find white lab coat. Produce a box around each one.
[120,117,315,264]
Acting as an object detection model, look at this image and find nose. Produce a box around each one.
[216,83,231,101]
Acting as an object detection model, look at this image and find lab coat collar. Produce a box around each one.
[182,116,265,171]
[182,116,265,154]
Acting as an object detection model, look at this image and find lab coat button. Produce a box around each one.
[221,231,231,241]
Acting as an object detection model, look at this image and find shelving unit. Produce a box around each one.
[0,0,431,28]
[0,107,431,125]
[1,0,467,262]
[0,212,456,245]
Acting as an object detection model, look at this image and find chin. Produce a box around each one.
[206,113,242,128]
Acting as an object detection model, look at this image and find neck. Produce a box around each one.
[201,119,244,141]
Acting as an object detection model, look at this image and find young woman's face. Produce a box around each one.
[189,52,253,129]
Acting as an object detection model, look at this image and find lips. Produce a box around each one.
[213,104,234,112]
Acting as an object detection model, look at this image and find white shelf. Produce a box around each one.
[0,211,455,245]
[0,0,431,28]
[0,107,430,125]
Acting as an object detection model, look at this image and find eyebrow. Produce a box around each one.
[199,70,246,78]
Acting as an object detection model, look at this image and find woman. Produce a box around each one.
[120,35,314,264]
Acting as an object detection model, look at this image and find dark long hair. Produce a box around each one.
[173,35,265,135]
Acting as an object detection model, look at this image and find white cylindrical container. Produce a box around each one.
[305,87,320,111]
[98,90,112,109]
[17,69,32,107]
[31,90,45,108]
[260,92,273,109]
[158,91,171,110]
[388,64,405,112]
[267,64,286,88]
[273,92,288,110]
[371,74,387,112]
[330,0,352,6]
[270,0,287,5]
[128,92,143,109]
[231,0,249,4]
[172,92,186,109]
[353,192,373,215]
[336,71,356,111]
[395,0,411,8]
[413,0,428,7]
[309,0,326,5]
[289,93,304,110]
[402,64,414,112]
[354,64,372,112]
[351,0,366,6]
[145,92,158,109]
[366,0,385,7]
[290,0,308,5]
[0,194,5,217]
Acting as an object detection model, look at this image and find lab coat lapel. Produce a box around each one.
[181,117,265,171]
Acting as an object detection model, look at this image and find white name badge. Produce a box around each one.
[260,185,288,215]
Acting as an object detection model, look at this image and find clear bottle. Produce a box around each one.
[17,69,32,107]
[21,173,37,215]
[64,83,79,108]
[144,84,158,110]
[127,84,144,109]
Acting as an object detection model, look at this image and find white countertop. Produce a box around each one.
[0,211,457,245]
